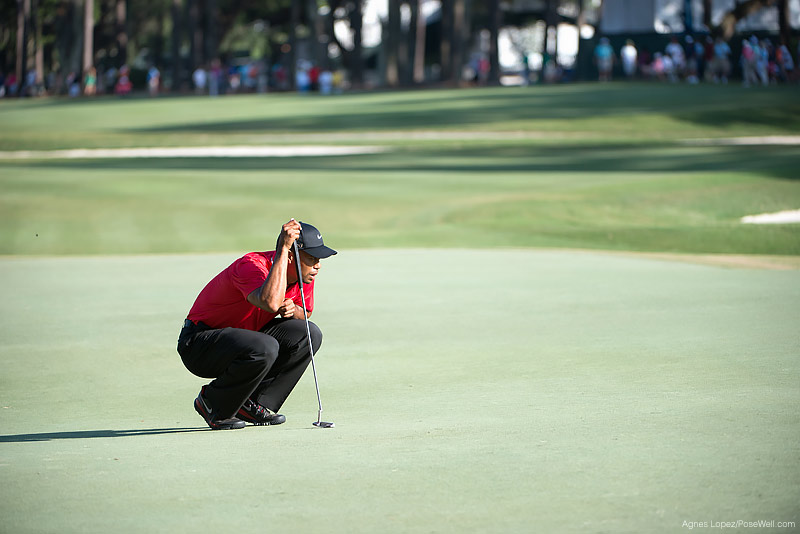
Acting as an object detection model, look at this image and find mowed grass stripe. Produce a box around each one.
[1,156,798,254]
[1,84,799,149]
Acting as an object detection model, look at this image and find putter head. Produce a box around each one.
[313,421,335,428]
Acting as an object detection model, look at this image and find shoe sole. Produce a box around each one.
[236,408,286,426]
[195,398,246,430]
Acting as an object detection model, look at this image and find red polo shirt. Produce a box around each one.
[187,251,314,331]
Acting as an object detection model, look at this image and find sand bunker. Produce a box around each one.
[741,209,800,224]
[0,145,388,159]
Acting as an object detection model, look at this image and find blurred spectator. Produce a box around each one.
[209,60,222,96]
[115,65,132,96]
[776,41,795,82]
[309,64,321,91]
[193,66,207,95]
[319,69,333,94]
[663,52,677,82]
[621,39,638,79]
[594,37,614,82]
[256,61,268,93]
[750,35,769,85]
[741,40,758,87]
[296,64,310,93]
[761,39,778,85]
[147,65,160,96]
[332,69,345,93]
[691,36,706,82]
[711,37,731,84]
[684,36,700,84]
[66,71,81,97]
[272,63,289,91]
[104,67,117,93]
[243,62,257,92]
[650,52,666,81]
[703,36,715,82]
[94,68,105,95]
[6,72,18,96]
[638,46,652,78]
[22,69,39,96]
[522,54,531,86]
[543,58,562,83]
[84,67,97,96]
[479,56,490,85]
[228,64,241,93]
[665,36,686,79]
[271,63,287,91]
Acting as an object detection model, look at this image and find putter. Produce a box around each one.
[293,240,335,429]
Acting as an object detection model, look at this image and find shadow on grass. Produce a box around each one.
[116,86,800,135]
[0,427,207,442]
[8,144,800,180]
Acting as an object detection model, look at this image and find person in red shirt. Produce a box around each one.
[178,219,337,430]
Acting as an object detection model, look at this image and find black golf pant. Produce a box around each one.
[177,318,322,418]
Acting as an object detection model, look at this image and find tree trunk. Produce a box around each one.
[702,0,712,29]
[70,0,83,76]
[83,0,93,74]
[451,0,465,85]
[403,0,416,86]
[488,0,500,85]
[16,0,30,93]
[171,0,182,91]
[154,5,165,70]
[386,0,400,86]
[204,0,217,65]
[440,0,452,81]
[576,0,586,81]
[413,0,426,84]
[116,0,127,65]
[307,0,326,68]
[545,0,557,64]
[777,0,790,46]
[289,0,299,90]
[32,0,43,88]
[351,0,363,87]
[184,0,198,76]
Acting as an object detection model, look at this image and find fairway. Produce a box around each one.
[0,250,798,533]
[1,84,799,256]
[0,84,799,532]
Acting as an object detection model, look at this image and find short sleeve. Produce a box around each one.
[229,254,270,298]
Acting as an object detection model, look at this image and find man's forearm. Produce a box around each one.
[249,246,291,313]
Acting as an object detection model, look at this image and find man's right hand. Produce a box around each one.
[279,219,302,251]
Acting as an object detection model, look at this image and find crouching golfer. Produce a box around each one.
[177,219,337,430]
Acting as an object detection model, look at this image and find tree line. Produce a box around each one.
[0,0,793,95]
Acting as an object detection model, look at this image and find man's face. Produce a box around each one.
[297,250,321,284]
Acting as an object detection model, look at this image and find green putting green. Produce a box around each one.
[1,250,797,533]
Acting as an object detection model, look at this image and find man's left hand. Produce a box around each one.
[277,298,296,318]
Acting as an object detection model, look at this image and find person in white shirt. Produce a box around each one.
[621,40,638,79]
[665,37,686,80]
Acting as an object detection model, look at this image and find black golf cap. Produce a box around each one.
[297,221,337,259]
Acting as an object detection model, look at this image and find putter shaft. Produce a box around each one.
[293,241,334,428]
